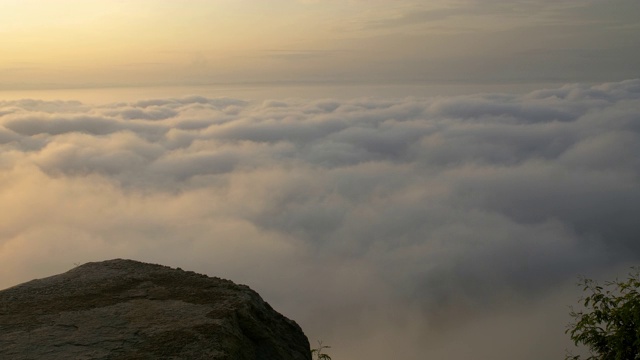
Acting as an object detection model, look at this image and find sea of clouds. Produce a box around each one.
[1,79,639,359]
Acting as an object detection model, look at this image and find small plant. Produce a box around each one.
[311,340,332,360]
[565,268,640,360]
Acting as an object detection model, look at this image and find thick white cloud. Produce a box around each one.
[1,79,639,359]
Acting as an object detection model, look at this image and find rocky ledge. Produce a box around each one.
[0,259,311,360]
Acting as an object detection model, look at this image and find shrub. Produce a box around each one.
[566,268,640,360]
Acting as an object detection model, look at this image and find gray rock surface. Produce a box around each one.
[0,259,311,360]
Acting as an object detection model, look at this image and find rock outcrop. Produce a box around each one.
[0,259,311,360]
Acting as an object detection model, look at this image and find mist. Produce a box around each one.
[1,79,639,359]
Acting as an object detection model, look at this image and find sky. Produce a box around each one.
[1,0,639,89]
[1,1,640,360]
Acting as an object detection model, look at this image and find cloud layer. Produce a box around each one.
[1,79,640,359]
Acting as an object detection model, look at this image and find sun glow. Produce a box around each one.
[1,0,637,89]
[1,0,341,87]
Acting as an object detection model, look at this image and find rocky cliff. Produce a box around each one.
[0,259,311,360]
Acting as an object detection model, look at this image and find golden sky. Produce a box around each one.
[1,2,640,359]
[1,0,639,89]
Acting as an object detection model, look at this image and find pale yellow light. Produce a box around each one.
[1,0,345,86]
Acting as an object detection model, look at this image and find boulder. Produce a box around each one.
[0,259,311,360]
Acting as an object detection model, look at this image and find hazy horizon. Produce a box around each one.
[2,1,639,359]
[2,0,639,89]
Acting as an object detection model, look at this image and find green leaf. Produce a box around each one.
[565,268,640,360]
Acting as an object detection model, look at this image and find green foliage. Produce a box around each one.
[311,340,332,360]
[565,268,640,360]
